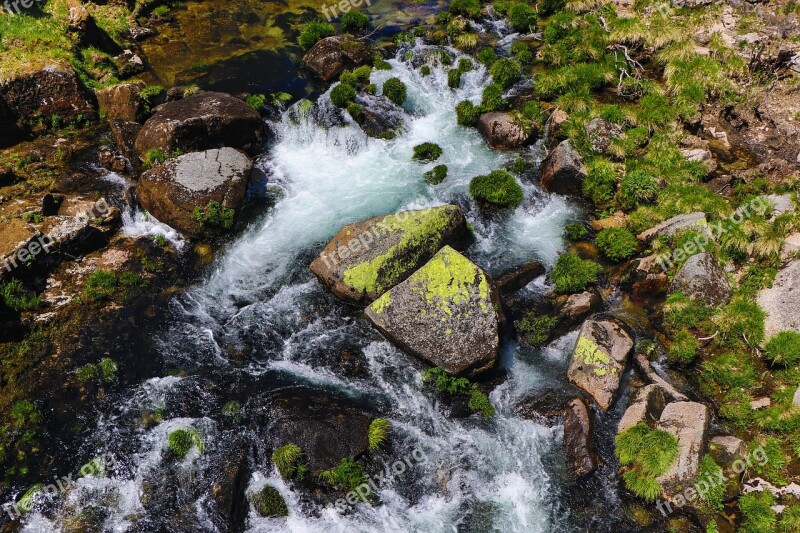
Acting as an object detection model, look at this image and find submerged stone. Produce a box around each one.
[365,246,501,376]
[310,205,468,304]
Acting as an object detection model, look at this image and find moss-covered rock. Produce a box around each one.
[567,317,634,411]
[249,484,289,517]
[365,246,501,376]
[310,205,468,303]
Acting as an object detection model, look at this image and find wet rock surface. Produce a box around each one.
[478,112,534,150]
[365,246,501,376]
[539,140,586,196]
[303,35,372,82]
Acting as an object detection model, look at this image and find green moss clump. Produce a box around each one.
[249,484,289,517]
[738,490,777,533]
[272,443,307,479]
[700,352,758,391]
[424,164,448,184]
[564,223,589,241]
[368,418,391,451]
[448,68,462,89]
[455,100,481,127]
[84,270,143,300]
[666,330,698,365]
[422,367,495,417]
[412,142,443,162]
[221,400,241,418]
[709,298,765,349]
[615,423,679,502]
[143,148,169,168]
[778,505,800,533]
[319,457,368,493]
[449,0,481,18]
[583,158,617,207]
[595,228,638,262]
[245,94,266,111]
[517,313,558,346]
[662,291,710,332]
[0,280,40,312]
[330,83,357,108]
[383,78,407,106]
[192,200,236,230]
[490,58,521,90]
[508,2,536,32]
[298,20,336,51]
[764,331,800,367]
[346,102,364,121]
[550,252,602,294]
[697,454,725,511]
[469,170,524,208]
[481,83,508,111]
[620,169,658,210]
[341,12,369,33]
[168,428,204,458]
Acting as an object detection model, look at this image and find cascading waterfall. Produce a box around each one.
[21,41,580,533]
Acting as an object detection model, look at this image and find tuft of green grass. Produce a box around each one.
[142,148,169,168]
[620,169,658,210]
[168,428,204,458]
[583,158,617,207]
[709,298,765,349]
[550,252,602,294]
[341,12,369,33]
[330,82,357,108]
[0,280,40,312]
[700,352,758,391]
[564,223,589,241]
[662,291,710,332]
[450,0,481,18]
[763,331,800,367]
[508,2,536,32]
[245,94,266,111]
[666,330,698,365]
[368,418,391,451]
[738,490,777,533]
[615,423,679,502]
[595,227,638,262]
[697,454,725,511]
[455,100,481,127]
[489,58,521,90]
[469,170,524,208]
[319,457,368,493]
[272,444,306,479]
[298,20,336,51]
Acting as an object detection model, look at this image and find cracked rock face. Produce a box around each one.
[365,246,501,376]
[137,148,252,237]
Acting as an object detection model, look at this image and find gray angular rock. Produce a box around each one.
[354,94,405,139]
[365,246,501,376]
[637,212,709,242]
[310,206,467,304]
[135,92,264,157]
[656,401,710,498]
[758,260,800,339]
[567,318,634,411]
[137,148,253,236]
[540,140,586,196]
[669,252,731,307]
[586,118,623,154]
[564,398,599,477]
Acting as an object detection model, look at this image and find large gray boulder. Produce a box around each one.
[540,140,586,196]
[137,148,252,236]
[354,94,405,139]
[135,92,264,157]
[478,112,535,150]
[567,318,634,411]
[656,402,710,498]
[303,35,372,82]
[563,398,599,477]
[637,212,709,242]
[365,246,501,376]
[757,260,800,339]
[310,206,467,304]
[669,252,731,307]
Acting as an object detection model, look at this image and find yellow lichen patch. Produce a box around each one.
[574,337,614,377]
[343,206,460,297]
[371,292,392,315]
[414,246,489,319]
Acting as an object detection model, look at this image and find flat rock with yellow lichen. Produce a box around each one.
[364,246,501,376]
[567,317,634,411]
[310,205,468,304]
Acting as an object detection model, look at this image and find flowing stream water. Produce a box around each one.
[21,43,586,533]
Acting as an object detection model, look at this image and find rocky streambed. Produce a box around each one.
[3,0,800,532]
